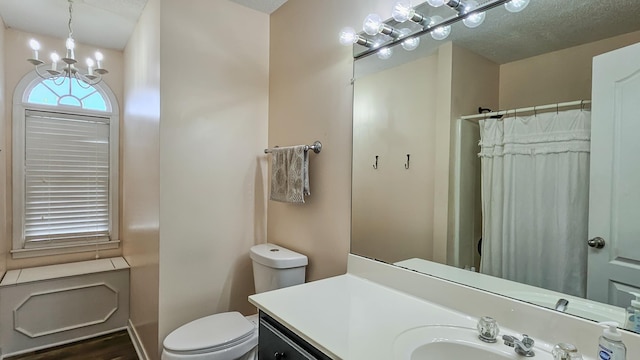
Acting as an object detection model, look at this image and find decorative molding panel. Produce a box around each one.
[14,283,119,338]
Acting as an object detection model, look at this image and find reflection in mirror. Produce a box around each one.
[349,0,640,332]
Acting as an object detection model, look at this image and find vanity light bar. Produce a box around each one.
[349,0,512,61]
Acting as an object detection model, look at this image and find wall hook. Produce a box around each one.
[405,154,410,169]
[373,155,379,169]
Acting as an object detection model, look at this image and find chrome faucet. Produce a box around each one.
[555,298,569,312]
[503,334,535,357]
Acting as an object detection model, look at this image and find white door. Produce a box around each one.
[587,41,640,307]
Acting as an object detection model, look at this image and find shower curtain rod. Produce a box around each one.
[460,100,591,121]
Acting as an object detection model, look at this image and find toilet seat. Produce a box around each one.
[163,312,257,356]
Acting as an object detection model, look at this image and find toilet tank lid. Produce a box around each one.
[250,244,308,268]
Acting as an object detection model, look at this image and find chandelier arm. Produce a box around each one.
[33,64,50,79]
[74,74,96,89]
[52,75,66,87]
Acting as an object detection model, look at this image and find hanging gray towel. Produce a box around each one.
[270,146,310,203]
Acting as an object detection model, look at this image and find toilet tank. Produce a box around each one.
[250,244,308,294]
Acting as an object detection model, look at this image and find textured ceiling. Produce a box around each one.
[355,0,640,77]
[457,0,640,64]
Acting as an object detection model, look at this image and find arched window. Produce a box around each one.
[27,77,108,111]
[12,72,120,258]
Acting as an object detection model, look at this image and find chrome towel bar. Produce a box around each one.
[264,141,322,154]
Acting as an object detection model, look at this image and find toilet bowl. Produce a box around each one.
[161,244,307,360]
[161,312,257,360]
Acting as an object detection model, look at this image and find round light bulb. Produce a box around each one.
[462,0,485,28]
[426,0,447,7]
[65,37,75,50]
[339,27,358,46]
[50,52,60,62]
[399,28,420,51]
[29,39,41,51]
[95,51,104,61]
[392,0,414,23]
[377,47,393,60]
[363,13,383,36]
[505,0,530,13]
[429,16,451,40]
[86,58,95,67]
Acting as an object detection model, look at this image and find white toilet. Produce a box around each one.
[161,243,308,360]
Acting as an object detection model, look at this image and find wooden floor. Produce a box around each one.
[6,330,138,360]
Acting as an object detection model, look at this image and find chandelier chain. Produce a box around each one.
[68,0,73,39]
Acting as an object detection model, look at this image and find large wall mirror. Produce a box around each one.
[350,0,640,332]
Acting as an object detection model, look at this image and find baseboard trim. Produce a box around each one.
[127,319,149,360]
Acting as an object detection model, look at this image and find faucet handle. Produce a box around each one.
[520,334,535,350]
[477,316,500,343]
[552,343,583,360]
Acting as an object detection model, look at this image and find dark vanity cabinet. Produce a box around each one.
[258,311,332,360]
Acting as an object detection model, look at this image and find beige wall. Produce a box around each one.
[0,17,6,278]
[2,29,124,270]
[499,30,640,109]
[351,55,438,263]
[443,45,499,264]
[122,0,160,358]
[268,0,393,282]
[157,0,269,350]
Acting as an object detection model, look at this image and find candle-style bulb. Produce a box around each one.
[86,58,95,75]
[65,37,75,59]
[29,39,41,61]
[29,39,41,51]
[50,52,60,71]
[94,51,104,68]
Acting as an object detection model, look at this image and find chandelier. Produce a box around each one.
[27,0,108,86]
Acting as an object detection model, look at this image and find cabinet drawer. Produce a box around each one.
[259,312,332,360]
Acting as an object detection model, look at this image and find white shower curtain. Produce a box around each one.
[479,109,591,297]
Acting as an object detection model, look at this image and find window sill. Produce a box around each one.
[10,240,121,259]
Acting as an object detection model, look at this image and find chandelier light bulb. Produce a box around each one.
[95,51,104,68]
[29,39,41,51]
[86,58,95,75]
[65,37,76,60]
[399,28,420,51]
[363,13,384,36]
[392,0,414,23]
[377,47,393,60]
[426,0,447,7]
[29,39,41,61]
[429,16,451,40]
[462,0,486,28]
[505,0,530,13]
[65,37,75,50]
[50,52,60,71]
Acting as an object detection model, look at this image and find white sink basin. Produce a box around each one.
[393,326,554,360]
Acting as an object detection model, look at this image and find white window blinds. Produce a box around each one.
[23,110,111,246]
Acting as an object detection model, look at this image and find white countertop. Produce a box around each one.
[249,274,479,359]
